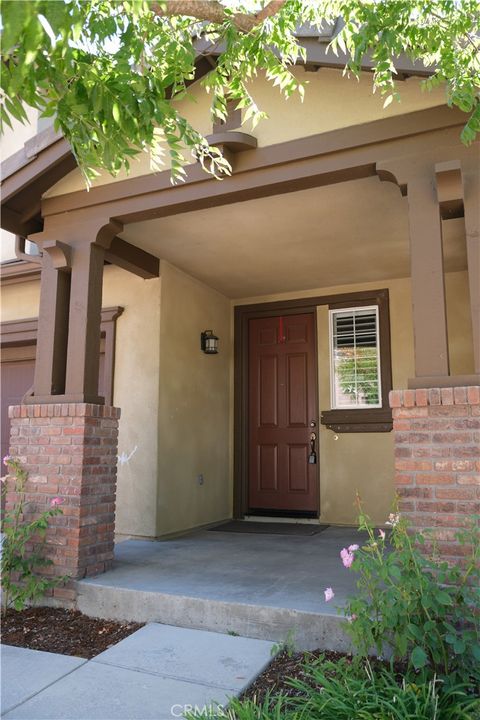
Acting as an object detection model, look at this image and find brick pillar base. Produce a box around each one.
[6,403,120,604]
[390,387,480,560]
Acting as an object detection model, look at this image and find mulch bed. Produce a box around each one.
[243,648,351,703]
[1,607,143,659]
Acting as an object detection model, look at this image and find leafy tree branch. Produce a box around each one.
[151,1,286,33]
[1,1,478,185]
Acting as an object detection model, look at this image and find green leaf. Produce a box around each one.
[0,0,32,53]
[407,623,422,641]
[436,590,453,605]
[112,103,121,125]
[389,564,401,580]
[411,646,428,670]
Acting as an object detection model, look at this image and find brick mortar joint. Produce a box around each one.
[389,387,480,409]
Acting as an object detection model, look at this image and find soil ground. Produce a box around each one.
[1,607,143,659]
[242,648,352,702]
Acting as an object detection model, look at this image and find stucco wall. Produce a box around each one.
[44,68,447,197]
[0,266,161,538]
[243,68,446,147]
[234,270,473,526]
[156,261,232,536]
[101,266,161,538]
[0,280,40,321]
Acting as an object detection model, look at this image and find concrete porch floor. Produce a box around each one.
[77,526,365,651]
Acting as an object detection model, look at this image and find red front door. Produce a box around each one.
[248,313,318,514]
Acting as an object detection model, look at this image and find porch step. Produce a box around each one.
[76,582,351,652]
[75,529,359,653]
[73,527,362,651]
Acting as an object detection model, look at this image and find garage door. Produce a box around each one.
[1,353,105,476]
[1,358,35,475]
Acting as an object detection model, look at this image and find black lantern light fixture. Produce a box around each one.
[201,330,219,354]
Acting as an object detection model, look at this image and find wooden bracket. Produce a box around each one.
[435,160,464,220]
[41,240,72,270]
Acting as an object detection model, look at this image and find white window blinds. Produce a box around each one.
[329,306,382,409]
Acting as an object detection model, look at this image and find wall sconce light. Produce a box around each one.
[201,330,219,354]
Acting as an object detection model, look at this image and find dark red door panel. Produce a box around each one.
[248,313,318,513]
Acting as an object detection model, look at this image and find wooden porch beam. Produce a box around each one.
[378,159,452,379]
[462,154,480,374]
[64,241,105,403]
[24,221,121,404]
[435,160,464,220]
[32,250,71,398]
[408,173,450,378]
[104,236,160,279]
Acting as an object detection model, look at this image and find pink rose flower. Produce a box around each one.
[324,587,334,602]
[3,455,11,467]
[348,544,359,552]
[379,529,386,540]
[340,547,354,568]
[50,497,64,507]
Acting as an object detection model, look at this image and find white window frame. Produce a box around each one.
[329,305,382,410]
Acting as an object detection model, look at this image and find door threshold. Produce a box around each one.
[244,515,321,525]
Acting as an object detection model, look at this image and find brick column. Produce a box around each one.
[390,387,480,560]
[6,403,120,604]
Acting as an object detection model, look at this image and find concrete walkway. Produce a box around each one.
[1,624,274,719]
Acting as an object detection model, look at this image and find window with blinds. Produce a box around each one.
[329,306,382,409]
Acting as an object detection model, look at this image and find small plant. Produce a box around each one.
[270,628,296,658]
[338,501,480,687]
[1,456,68,613]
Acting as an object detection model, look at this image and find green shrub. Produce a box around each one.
[342,504,480,688]
[189,657,479,720]
[190,503,480,720]
[1,456,68,612]
[287,656,480,720]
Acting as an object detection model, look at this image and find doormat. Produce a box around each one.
[209,521,330,536]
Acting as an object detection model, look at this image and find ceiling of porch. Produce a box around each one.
[119,175,467,299]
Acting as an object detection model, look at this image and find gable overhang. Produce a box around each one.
[1,126,77,237]
[193,35,432,80]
